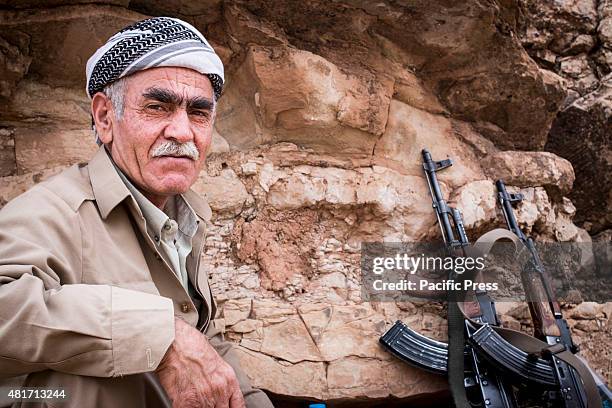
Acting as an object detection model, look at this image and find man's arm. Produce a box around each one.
[205,322,274,408]
[156,317,247,408]
[0,186,174,378]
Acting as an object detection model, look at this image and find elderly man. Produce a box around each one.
[0,17,273,408]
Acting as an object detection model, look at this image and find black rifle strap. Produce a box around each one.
[463,229,602,408]
[448,292,471,408]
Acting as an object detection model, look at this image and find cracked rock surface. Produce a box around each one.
[0,0,610,404]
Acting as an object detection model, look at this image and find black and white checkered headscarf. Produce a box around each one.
[86,17,224,100]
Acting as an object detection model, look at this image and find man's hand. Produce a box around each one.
[156,317,246,408]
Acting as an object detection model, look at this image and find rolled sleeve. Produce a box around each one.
[111,286,175,376]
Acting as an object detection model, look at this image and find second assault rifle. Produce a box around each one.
[380,149,606,407]
[496,179,612,407]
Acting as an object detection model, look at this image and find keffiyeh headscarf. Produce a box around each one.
[86,17,224,100]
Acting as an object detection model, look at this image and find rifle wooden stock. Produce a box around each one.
[521,269,562,338]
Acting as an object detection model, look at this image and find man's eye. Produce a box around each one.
[146,104,165,111]
[190,110,210,118]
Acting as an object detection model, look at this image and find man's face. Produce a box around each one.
[105,67,215,204]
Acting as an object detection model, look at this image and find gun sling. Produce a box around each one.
[447,296,472,408]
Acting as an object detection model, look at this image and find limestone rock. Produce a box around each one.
[129,0,221,20]
[592,230,612,281]
[226,301,448,400]
[553,197,580,242]
[192,168,249,215]
[598,0,612,75]
[299,303,388,361]
[224,5,287,46]
[594,47,612,78]
[3,80,90,124]
[327,357,447,399]
[266,171,328,210]
[437,64,565,150]
[482,151,575,195]
[258,162,439,240]
[565,34,596,55]
[518,0,600,96]
[449,180,497,231]
[569,302,601,320]
[546,76,612,234]
[14,126,97,174]
[222,298,252,326]
[233,208,319,291]
[0,127,16,177]
[510,187,555,235]
[210,129,230,154]
[391,70,446,114]
[234,347,328,399]
[601,0,612,37]
[0,33,31,99]
[0,1,128,7]
[500,314,522,331]
[251,299,295,323]
[558,54,600,94]
[259,316,322,363]
[216,45,391,153]
[231,319,261,334]
[339,0,566,150]
[519,0,598,52]
[0,6,145,89]
[373,99,484,182]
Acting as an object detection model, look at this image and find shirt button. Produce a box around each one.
[181,303,190,313]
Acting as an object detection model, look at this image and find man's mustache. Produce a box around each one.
[151,141,200,161]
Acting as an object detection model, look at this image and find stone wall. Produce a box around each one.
[0,0,610,405]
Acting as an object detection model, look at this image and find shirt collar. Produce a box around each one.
[88,146,131,219]
[116,166,199,239]
[116,167,171,238]
[88,145,212,222]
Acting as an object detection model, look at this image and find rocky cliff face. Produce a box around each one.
[0,0,610,405]
[517,0,612,235]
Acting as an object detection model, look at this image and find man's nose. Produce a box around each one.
[164,109,194,142]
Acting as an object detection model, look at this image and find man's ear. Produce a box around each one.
[91,93,114,144]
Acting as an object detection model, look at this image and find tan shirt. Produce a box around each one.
[0,146,214,377]
[0,146,273,407]
[115,162,197,291]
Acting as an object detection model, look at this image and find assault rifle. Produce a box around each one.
[380,150,606,408]
[496,179,612,407]
[382,149,518,408]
